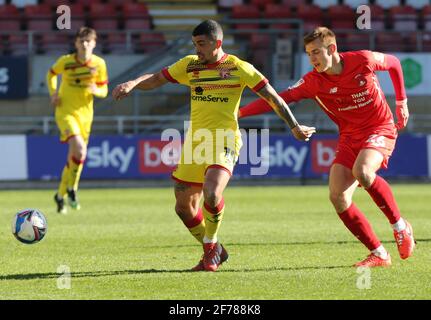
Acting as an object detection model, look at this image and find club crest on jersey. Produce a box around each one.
[219,69,231,79]
[195,86,204,95]
[355,74,367,87]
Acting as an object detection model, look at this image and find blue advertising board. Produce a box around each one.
[26,134,430,180]
[0,56,29,99]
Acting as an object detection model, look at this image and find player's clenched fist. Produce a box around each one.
[112,80,136,100]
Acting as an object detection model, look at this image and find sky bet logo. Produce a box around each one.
[87,141,135,173]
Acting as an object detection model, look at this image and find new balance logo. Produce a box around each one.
[329,87,338,94]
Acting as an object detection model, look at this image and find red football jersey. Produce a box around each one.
[278,50,403,136]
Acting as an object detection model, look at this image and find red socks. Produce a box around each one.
[338,203,381,251]
[365,175,401,224]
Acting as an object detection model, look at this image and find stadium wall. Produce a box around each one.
[0,134,429,181]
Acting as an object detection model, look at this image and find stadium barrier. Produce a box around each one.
[0,134,429,181]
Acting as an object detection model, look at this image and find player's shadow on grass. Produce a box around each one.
[2,238,428,280]
[0,264,354,281]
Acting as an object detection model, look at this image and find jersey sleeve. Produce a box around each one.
[363,50,407,102]
[49,55,66,75]
[238,60,268,92]
[239,75,314,118]
[161,56,190,86]
[46,55,66,96]
[93,58,108,98]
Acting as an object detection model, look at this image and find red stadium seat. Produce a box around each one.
[37,33,71,54]
[369,4,386,31]
[24,4,53,31]
[123,3,151,30]
[250,33,271,49]
[6,34,29,55]
[389,5,418,31]
[250,0,275,11]
[68,3,86,32]
[0,4,21,31]
[297,4,324,32]
[133,32,166,53]
[264,4,291,18]
[280,0,307,8]
[104,32,128,54]
[231,5,261,30]
[327,5,356,30]
[89,3,118,30]
[375,32,405,52]
[344,33,371,51]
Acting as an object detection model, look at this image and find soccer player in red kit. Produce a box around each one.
[239,27,415,267]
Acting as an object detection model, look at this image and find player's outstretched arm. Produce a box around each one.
[255,83,316,141]
[112,71,168,101]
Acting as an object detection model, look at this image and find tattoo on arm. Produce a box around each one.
[174,182,191,193]
[256,84,298,129]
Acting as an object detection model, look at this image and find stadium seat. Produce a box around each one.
[133,32,166,53]
[375,0,401,10]
[328,5,356,30]
[280,0,307,8]
[89,3,118,31]
[5,34,29,55]
[103,32,128,54]
[264,4,292,29]
[369,4,386,31]
[423,5,431,31]
[375,32,405,52]
[297,4,324,32]
[313,0,338,9]
[123,2,151,30]
[405,0,430,9]
[231,5,261,30]
[24,4,53,31]
[344,32,371,51]
[37,33,71,54]
[0,4,21,31]
[250,0,275,11]
[68,3,86,32]
[390,5,419,31]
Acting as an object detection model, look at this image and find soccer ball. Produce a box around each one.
[12,209,48,244]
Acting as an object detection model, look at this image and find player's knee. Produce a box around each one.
[329,191,349,209]
[175,202,194,218]
[352,166,374,188]
[203,187,221,208]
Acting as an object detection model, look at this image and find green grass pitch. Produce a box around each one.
[0,184,430,300]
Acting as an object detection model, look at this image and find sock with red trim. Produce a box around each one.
[203,197,225,242]
[67,156,84,191]
[182,208,206,244]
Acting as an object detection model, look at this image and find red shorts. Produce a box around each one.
[333,128,397,170]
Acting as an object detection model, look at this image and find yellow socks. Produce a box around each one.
[183,209,206,244]
[57,164,69,198]
[203,198,225,242]
[68,156,84,191]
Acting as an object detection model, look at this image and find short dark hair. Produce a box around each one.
[303,27,336,47]
[75,27,97,41]
[192,20,223,41]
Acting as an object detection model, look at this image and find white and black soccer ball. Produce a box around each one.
[12,209,47,244]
